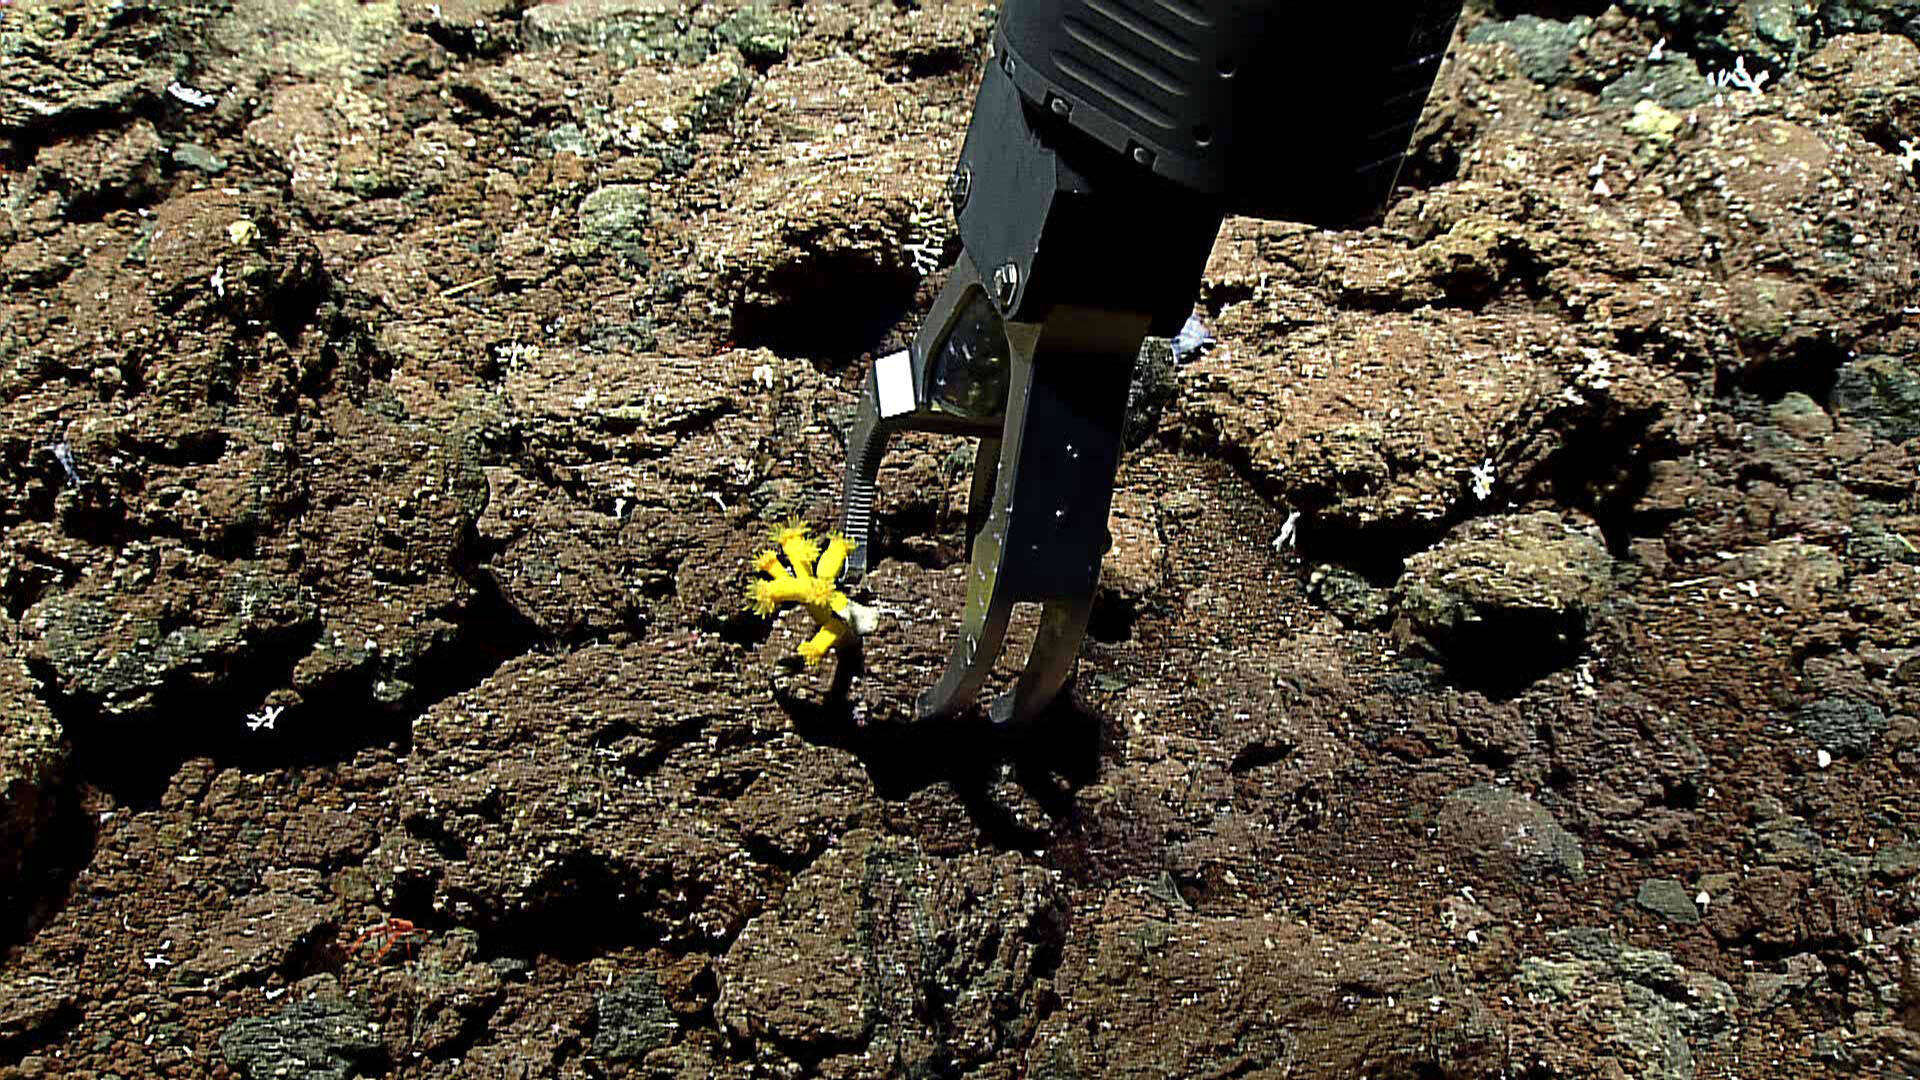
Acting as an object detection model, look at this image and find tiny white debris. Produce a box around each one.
[246,705,284,732]
[750,362,775,390]
[571,384,598,410]
[210,265,226,298]
[1816,748,1833,769]
[166,82,218,109]
[1592,175,1613,197]
[1696,889,1711,908]
[1648,37,1667,62]
[1272,509,1301,552]
[1469,459,1496,502]
[141,954,170,970]
[227,219,258,246]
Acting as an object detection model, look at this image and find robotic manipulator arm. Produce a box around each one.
[840,0,1466,725]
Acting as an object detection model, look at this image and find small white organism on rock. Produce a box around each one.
[1469,459,1496,502]
[1707,56,1769,97]
[49,441,81,487]
[166,82,218,109]
[1576,351,1614,391]
[899,200,949,279]
[1272,509,1300,552]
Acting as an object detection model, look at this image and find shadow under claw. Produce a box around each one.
[773,644,1107,851]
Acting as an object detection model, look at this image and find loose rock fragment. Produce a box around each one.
[1393,511,1614,688]
[218,991,383,1080]
[1636,878,1702,924]
[592,974,676,1062]
[1516,927,1735,1080]
[1795,696,1889,760]
[1438,784,1586,882]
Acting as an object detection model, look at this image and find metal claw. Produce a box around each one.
[841,253,1005,583]
[841,256,1148,724]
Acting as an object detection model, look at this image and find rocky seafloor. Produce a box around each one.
[2,0,1919,1076]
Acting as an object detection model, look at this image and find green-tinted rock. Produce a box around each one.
[592,974,676,1061]
[170,143,228,174]
[1636,878,1701,924]
[1603,59,1714,109]
[1846,514,1920,566]
[717,6,798,66]
[1870,844,1920,881]
[1466,15,1593,85]
[1307,564,1391,627]
[0,0,220,131]
[1393,512,1614,688]
[218,995,383,1080]
[210,0,403,81]
[1831,355,1920,442]
[1768,391,1833,439]
[523,0,715,66]
[27,563,318,723]
[1750,0,1806,49]
[1819,0,1920,38]
[1123,337,1176,450]
[577,185,651,267]
[1517,928,1734,1080]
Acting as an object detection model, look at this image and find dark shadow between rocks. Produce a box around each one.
[0,791,95,956]
[46,570,544,808]
[730,257,921,363]
[774,646,1106,851]
[1399,613,1591,702]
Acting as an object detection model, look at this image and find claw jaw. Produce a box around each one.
[841,253,1147,724]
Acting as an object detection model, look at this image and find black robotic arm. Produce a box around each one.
[841,0,1466,724]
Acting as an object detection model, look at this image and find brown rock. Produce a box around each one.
[0,655,67,911]
[716,829,1063,1071]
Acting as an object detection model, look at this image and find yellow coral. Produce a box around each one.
[815,533,853,585]
[745,522,867,665]
[770,520,821,574]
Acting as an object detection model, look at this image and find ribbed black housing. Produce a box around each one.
[997,0,1461,226]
